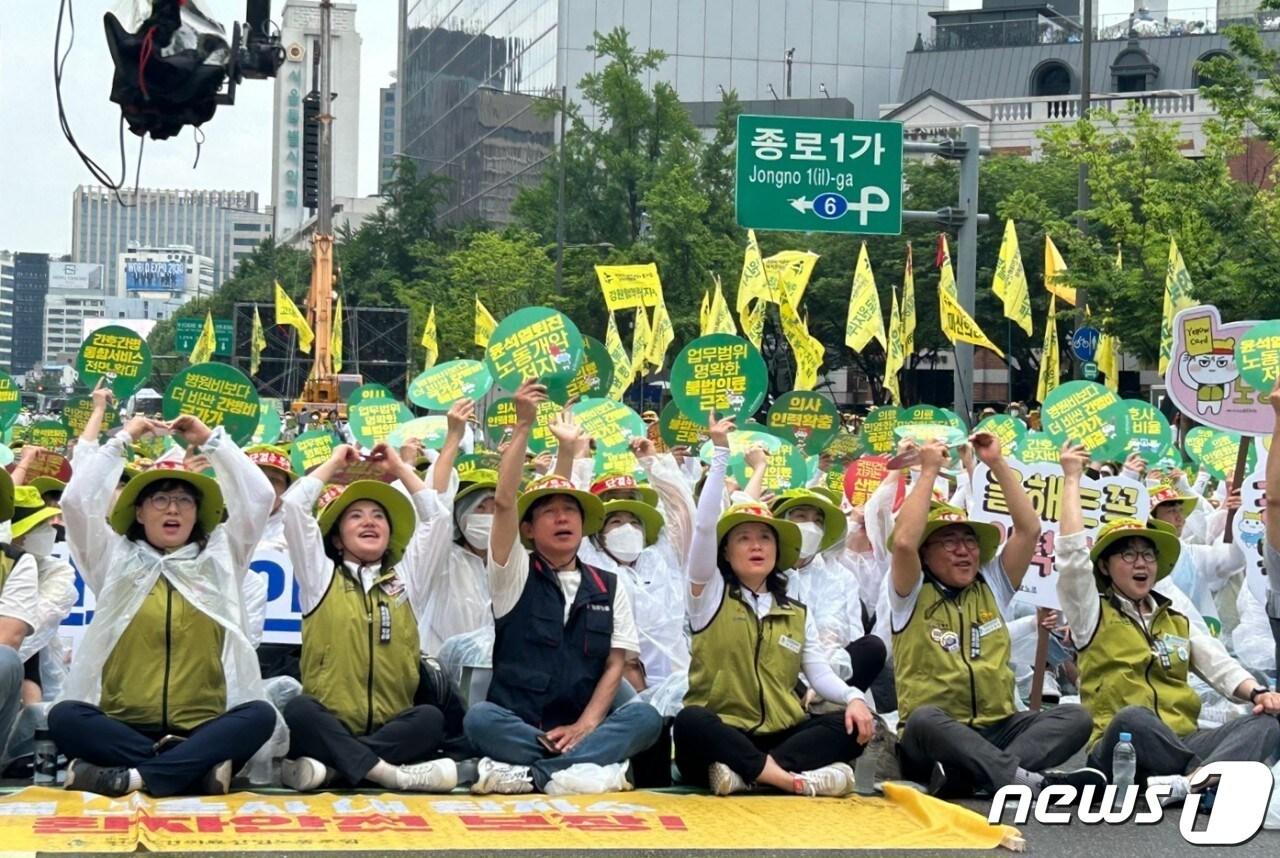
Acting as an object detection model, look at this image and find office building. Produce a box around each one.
[102,296,187,324]
[379,82,398,193]
[44,264,107,362]
[0,253,14,371]
[71,187,270,295]
[398,0,943,224]
[271,0,363,239]
[12,253,49,375]
[116,246,215,302]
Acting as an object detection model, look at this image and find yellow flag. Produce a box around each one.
[332,297,344,373]
[631,307,652,378]
[274,281,314,353]
[1037,296,1060,402]
[699,289,711,335]
[744,299,767,349]
[707,275,738,335]
[605,311,632,400]
[993,219,1033,335]
[249,305,266,377]
[1159,237,1199,375]
[883,287,904,404]
[647,299,675,372]
[1043,236,1077,307]
[595,264,663,311]
[775,284,825,390]
[763,250,820,309]
[736,229,772,317]
[474,295,497,348]
[844,242,886,352]
[421,304,438,369]
[938,235,1004,357]
[902,244,917,357]
[190,311,217,364]
[1095,332,1120,393]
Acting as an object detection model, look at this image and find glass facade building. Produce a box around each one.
[399,0,942,224]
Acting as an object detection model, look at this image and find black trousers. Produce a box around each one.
[673,707,864,784]
[283,693,446,786]
[47,700,276,797]
[897,704,1092,796]
[1086,704,1280,780]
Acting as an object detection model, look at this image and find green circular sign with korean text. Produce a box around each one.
[859,407,904,455]
[658,401,707,448]
[62,395,121,439]
[253,402,283,445]
[0,372,20,431]
[485,307,585,395]
[698,429,782,463]
[766,391,840,453]
[901,404,950,428]
[29,420,70,451]
[290,429,339,476]
[670,334,768,424]
[163,362,262,445]
[565,336,615,401]
[974,413,1027,454]
[570,398,647,457]
[1040,380,1125,460]
[893,423,967,448]
[734,440,809,492]
[822,430,866,463]
[1013,430,1062,466]
[1184,426,1241,480]
[347,383,396,408]
[387,415,450,450]
[485,396,561,454]
[407,360,494,411]
[348,398,414,449]
[76,325,152,399]
[1235,320,1280,395]
[1103,399,1173,466]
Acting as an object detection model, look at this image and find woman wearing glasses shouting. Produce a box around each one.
[1056,441,1280,804]
[47,412,279,798]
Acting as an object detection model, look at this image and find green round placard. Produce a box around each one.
[76,325,152,399]
[29,420,70,451]
[290,429,340,476]
[570,398,646,455]
[347,398,414,449]
[484,397,561,454]
[347,383,396,407]
[974,414,1027,454]
[565,336,615,401]
[485,306,585,395]
[1235,320,1280,396]
[859,407,904,455]
[163,362,262,445]
[1040,380,1125,460]
[658,401,707,448]
[387,415,450,450]
[0,372,20,431]
[1103,399,1173,466]
[62,395,121,439]
[1014,431,1062,466]
[407,360,494,411]
[669,334,768,424]
[766,391,840,453]
[253,402,283,444]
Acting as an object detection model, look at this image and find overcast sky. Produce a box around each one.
[0,0,396,256]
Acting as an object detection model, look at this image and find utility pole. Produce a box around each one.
[297,0,341,413]
[554,85,567,293]
[1074,0,1093,379]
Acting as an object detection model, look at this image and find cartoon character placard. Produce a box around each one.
[1165,305,1273,436]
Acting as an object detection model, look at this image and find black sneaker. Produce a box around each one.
[64,760,134,797]
[199,760,232,795]
[1040,766,1107,795]
[928,761,948,796]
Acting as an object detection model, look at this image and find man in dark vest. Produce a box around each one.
[463,380,662,795]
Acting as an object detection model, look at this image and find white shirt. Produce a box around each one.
[0,553,39,635]
[888,552,1018,635]
[488,530,640,654]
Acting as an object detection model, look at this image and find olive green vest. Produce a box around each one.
[301,565,420,735]
[684,584,808,734]
[0,548,17,593]
[893,575,1015,731]
[1077,590,1200,749]
[101,578,227,731]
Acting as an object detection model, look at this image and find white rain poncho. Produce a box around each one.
[58,428,284,778]
[785,551,865,681]
[17,549,76,666]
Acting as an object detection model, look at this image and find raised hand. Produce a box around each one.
[513,379,547,427]
[446,399,475,436]
[167,415,213,447]
[1060,442,1090,478]
[708,410,736,448]
[969,431,1003,467]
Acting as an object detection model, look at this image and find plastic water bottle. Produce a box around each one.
[33,730,57,787]
[1113,732,1137,790]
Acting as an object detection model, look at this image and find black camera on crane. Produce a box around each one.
[104,0,284,140]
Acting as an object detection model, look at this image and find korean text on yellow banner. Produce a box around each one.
[1044,235,1076,307]
[993,219,1033,335]
[938,235,1004,357]
[596,263,663,311]
[844,242,886,353]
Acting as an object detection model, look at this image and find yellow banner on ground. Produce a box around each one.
[993,219,1033,336]
[845,242,886,353]
[1159,236,1199,375]
[475,296,498,348]
[596,264,663,311]
[763,249,820,309]
[938,236,1004,358]
[1044,235,1076,307]
[0,785,1019,853]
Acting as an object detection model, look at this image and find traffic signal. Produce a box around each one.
[302,90,320,210]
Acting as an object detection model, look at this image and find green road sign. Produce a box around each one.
[175,317,234,356]
[735,114,904,235]
[1083,361,1099,380]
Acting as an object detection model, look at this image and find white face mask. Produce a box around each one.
[603,523,645,563]
[462,513,492,550]
[796,521,824,560]
[18,522,56,558]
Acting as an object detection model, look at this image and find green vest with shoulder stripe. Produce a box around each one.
[1077,590,1200,749]
[100,578,227,731]
[0,544,20,593]
[892,574,1015,732]
[301,565,420,735]
[684,584,808,734]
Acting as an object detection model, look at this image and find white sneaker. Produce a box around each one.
[794,763,855,797]
[1148,774,1191,806]
[396,758,458,792]
[708,762,749,796]
[471,758,534,795]
[545,761,634,795]
[281,757,332,791]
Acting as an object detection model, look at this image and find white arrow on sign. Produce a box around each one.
[789,197,813,213]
